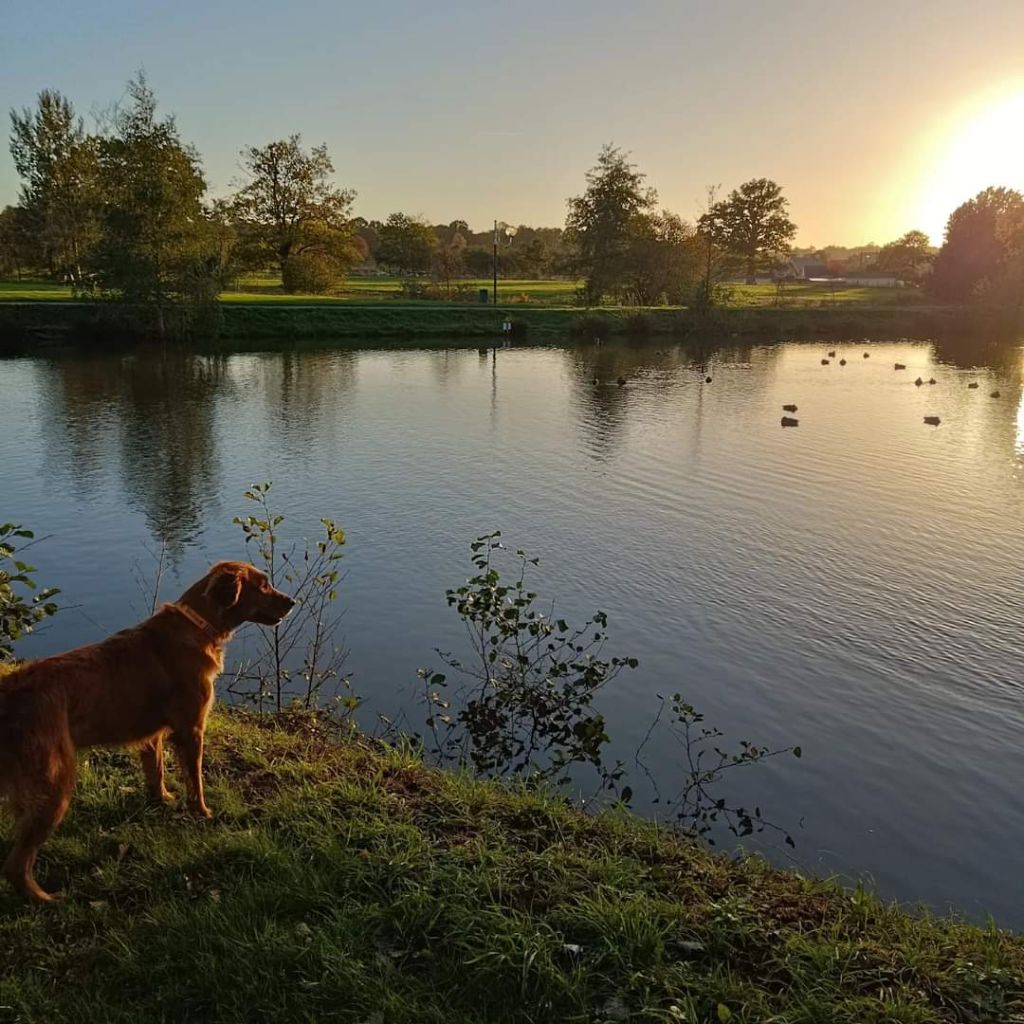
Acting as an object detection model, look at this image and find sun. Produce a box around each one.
[916,86,1024,245]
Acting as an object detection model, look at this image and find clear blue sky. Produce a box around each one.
[3,0,1024,245]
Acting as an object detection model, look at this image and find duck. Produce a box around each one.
[821,359,830,366]
[991,390,1001,398]
[781,416,799,428]
[894,363,906,370]
[827,350,836,358]
[705,376,712,383]
[914,377,924,386]
[923,415,941,426]
[928,378,937,385]
[591,378,599,385]
[863,352,870,358]
[782,404,798,412]
[617,376,627,387]
[968,382,979,389]
[839,358,847,366]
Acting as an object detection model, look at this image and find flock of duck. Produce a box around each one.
[780,349,1001,428]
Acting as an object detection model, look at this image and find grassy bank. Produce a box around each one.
[0,707,1020,1023]
[0,276,922,308]
[0,297,985,350]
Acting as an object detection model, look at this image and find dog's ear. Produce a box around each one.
[204,567,242,609]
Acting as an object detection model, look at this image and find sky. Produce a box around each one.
[2,0,1023,247]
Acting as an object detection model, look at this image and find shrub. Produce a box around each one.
[281,253,342,295]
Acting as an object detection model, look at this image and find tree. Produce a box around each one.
[90,75,220,336]
[690,186,734,310]
[930,187,1024,301]
[699,178,796,284]
[873,229,932,283]
[620,211,698,305]
[376,213,437,275]
[566,145,658,304]
[9,90,99,284]
[233,135,358,293]
[431,229,466,297]
[0,205,40,279]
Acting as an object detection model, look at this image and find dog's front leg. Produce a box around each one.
[171,727,212,818]
[139,733,175,805]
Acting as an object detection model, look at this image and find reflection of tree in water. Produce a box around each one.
[257,349,358,455]
[37,352,230,558]
[931,332,1022,371]
[119,354,229,556]
[565,339,759,461]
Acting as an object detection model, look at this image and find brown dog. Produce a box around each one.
[0,560,294,902]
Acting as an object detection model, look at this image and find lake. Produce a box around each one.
[2,335,1023,926]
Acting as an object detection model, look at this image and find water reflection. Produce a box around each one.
[5,333,1024,924]
[34,352,231,556]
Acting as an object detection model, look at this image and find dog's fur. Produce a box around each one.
[0,561,294,902]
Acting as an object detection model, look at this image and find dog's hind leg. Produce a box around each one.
[2,746,75,903]
[139,732,174,805]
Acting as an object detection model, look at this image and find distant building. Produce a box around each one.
[843,270,904,288]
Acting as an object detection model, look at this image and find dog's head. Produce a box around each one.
[200,561,296,627]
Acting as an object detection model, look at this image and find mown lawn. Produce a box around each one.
[0,706,1020,1024]
[0,276,928,310]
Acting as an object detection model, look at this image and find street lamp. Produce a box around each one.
[492,221,517,305]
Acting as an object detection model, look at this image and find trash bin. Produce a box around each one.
[478,288,490,304]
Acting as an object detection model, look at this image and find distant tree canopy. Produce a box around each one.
[9,89,99,284]
[565,146,707,305]
[233,135,358,294]
[873,230,932,282]
[699,178,796,284]
[376,213,437,275]
[930,187,1024,302]
[89,75,222,335]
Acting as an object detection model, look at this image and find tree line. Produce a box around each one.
[1,77,1022,333]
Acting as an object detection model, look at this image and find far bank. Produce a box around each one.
[0,299,1017,351]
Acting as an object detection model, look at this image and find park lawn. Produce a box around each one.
[0,280,74,301]
[0,704,1021,1023]
[0,276,930,310]
[726,282,928,308]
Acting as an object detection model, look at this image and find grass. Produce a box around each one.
[0,275,927,310]
[0,703,1020,1024]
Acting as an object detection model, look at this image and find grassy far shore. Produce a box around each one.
[0,276,986,348]
[0,702,1020,1023]
[0,275,929,309]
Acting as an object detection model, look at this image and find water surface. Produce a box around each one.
[2,336,1023,925]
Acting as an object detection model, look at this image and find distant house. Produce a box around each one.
[778,258,836,281]
[844,269,904,288]
[773,258,905,287]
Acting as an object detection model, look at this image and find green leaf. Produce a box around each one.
[793,746,802,758]
[717,1004,733,1023]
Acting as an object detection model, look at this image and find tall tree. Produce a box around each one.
[699,178,796,284]
[431,229,466,297]
[0,205,39,280]
[376,213,437,275]
[620,211,698,306]
[9,90,99,283]
[930,187,1024,301]
[565,145,658,304]
[873,229,932,283]
[90,75,219,336]
[233,135,358,292]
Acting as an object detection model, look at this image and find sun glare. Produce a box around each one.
[916,86,1024,245]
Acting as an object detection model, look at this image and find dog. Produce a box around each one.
[0,560,294,902]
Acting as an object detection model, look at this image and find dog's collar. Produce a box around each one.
[166,602,224,642]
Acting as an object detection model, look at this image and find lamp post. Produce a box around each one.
[492,220,517,305]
